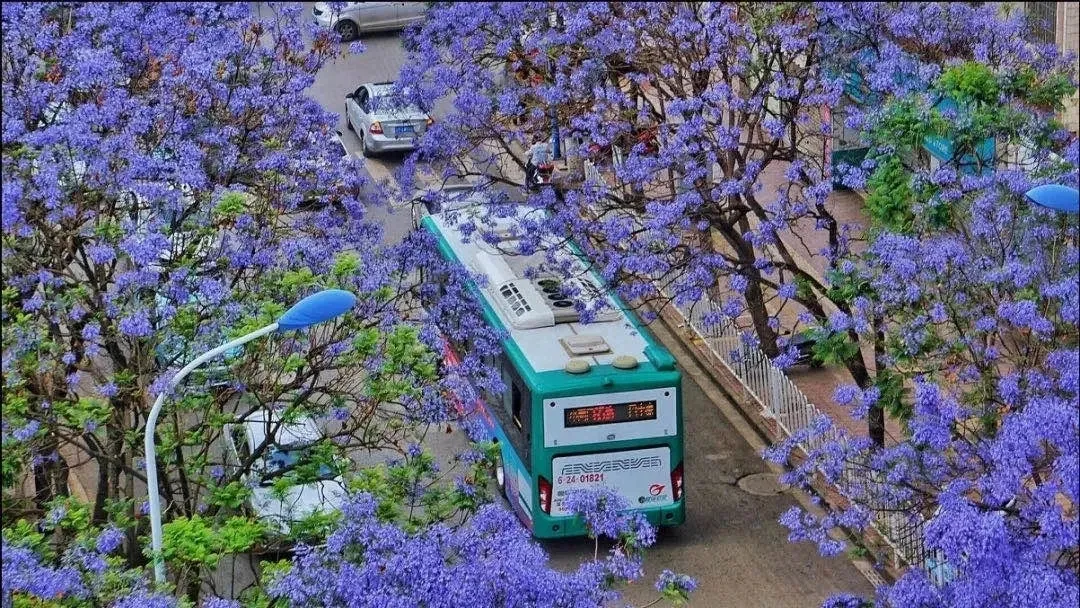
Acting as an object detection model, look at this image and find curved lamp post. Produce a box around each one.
[1025,184,1080,214]
[145,288,356,585]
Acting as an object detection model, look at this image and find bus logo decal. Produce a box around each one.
[560,456,662,475]
[649,483,665,496]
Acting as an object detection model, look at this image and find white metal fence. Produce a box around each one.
[660,287,948,584]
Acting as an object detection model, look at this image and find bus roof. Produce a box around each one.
[422,209,676,390]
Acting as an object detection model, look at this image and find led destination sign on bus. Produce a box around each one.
[563,400,658,428]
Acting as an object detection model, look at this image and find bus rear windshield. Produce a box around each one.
[563,400,657,428]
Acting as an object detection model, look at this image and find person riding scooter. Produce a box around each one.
[525,139,554,191]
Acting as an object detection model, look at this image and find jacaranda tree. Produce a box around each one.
[768,149,1079,608]
[3,487,696,607]
[0,1,488,602]
[396,1,1074,448]
[763,18,1079,608]
[3,3,697,607]
[394,2,1078,606]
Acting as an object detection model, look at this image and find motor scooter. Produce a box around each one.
[526,161,555,192]
[785,332,822,368]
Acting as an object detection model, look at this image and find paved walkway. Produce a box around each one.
[753,162,905,444]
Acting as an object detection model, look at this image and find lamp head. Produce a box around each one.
[276,289,356,331]
[1025,184,1080,214]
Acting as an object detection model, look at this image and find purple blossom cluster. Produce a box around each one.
[563,486,655,551]
[269,494,649,608]
[654,569,698,595]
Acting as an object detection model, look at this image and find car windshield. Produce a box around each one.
[371,94,421,114]
[260,446,336,486]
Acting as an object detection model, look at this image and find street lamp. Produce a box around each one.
[1025,184,1080,214]
[144,288,356,585]
[547,9,562,161]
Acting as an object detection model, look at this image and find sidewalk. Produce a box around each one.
[749,161,904,444]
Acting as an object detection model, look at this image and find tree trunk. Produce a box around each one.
[32,434,70,511]
[734,218,780,358]
[93,452,109,522]
[843,328,885,448]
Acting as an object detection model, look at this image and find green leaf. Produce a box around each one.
[213,191,252,219]
[216,516,264,554]
[285,510,340,543]
[280,268,316,292]
[160,515,220,568]
[876,369,909,421]
[282,353,306,374]
[331,252,361,278]
[1,519,49,555]
[864,155,915,235]
[207,481,254,510]
[937,62,999,107]
[809,328,860,365]
[94,220,125,242]
[54,396,112,432]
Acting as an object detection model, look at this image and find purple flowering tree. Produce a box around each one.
[1,2,498,602]
[762,13,1079,607]
[4,490,696,608]
[1,3,691,606]
[396,2,1074,448]
[269,491,696,608]
[768,152,1079,606]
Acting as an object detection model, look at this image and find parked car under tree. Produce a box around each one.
[344,81,433,157]
[222,410,348,541]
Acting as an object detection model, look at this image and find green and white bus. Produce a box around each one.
[421,206,685,538]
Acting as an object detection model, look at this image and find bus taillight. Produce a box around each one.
[538,476,552,513]
[671,462,684,501]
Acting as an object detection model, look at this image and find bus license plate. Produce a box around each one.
[550,446,672,516]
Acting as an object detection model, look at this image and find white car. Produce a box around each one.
[311,2,425,41]
[345,82,432,157]
[223,410,347,535]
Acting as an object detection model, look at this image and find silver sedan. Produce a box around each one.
[311,2,425,41]
[344,82,432,157]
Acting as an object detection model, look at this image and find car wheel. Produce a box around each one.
[345,108,354,132]
[361,134,374,158]
[334,19,359,42]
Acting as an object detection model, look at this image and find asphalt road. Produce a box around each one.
[295,12,876,607]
